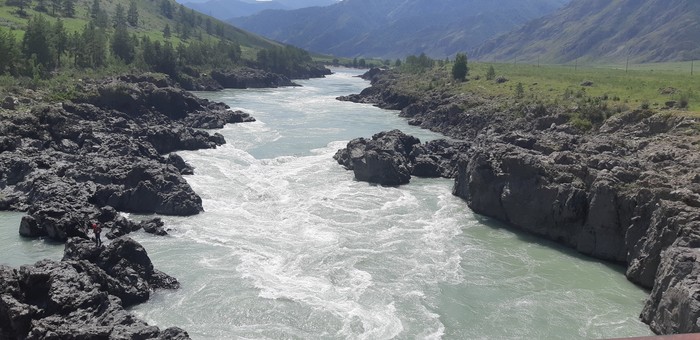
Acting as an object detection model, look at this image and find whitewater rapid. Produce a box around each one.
[0,69,653,339]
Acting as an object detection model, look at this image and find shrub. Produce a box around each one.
[570,116,593,131]
[486,65,495,80]
[515,82,524,98]
[678,92,690,109]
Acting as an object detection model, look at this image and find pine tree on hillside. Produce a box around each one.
[50,0,61,16]
[452,53,468,81]
[52,19,67,67]
[113,4,126,28]
[160,0,173,19]
[35,0,49,13]
[90,0,100,18]
[163,24,171,39]
[22,15,55,72]
[0,28,19,75]
[127,0,139,27]
[63,0,75,17]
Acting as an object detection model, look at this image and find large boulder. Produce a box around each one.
[1,237,186,339]
[335,130,471,185]
[335,130,420,185]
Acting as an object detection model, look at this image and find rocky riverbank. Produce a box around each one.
[1,74,254,242]
[0,236,188,339]
[0,72,259,337]
[336,68,700,334]
[179,65,333,91]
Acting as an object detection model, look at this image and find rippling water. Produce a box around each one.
[0,68,652,339]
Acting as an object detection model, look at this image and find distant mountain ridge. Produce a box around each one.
[473,0,700,63]
[182,0,338,20]
[230,0,570,58]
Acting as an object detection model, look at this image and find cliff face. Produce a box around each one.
[341,69,700,334]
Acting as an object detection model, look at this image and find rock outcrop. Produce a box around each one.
[210,68,299,89]
[340,68,700,334]
[0,75,254,242]
[334,130,471,185]
[0,237,188,339]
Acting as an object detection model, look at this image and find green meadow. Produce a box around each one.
[399,60,700,117]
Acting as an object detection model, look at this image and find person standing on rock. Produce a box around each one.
[91,222,102,247]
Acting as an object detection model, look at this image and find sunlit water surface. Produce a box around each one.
[0,68,652,339]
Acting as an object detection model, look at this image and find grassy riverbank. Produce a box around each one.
[397,60,700,118]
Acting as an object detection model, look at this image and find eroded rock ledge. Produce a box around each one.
[0,237,188,339]
[0,75,254,242]
[337,69,700,334]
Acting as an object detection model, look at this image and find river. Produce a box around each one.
[0,68,653,339]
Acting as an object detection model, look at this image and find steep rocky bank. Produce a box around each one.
[179,65,332,91]
[1,237,188,339]
[336,69,700,334]
[0,73,261,337]
[1,74,254,242]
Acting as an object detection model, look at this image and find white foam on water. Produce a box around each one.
[128,69,653,339]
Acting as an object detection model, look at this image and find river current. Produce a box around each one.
[0,68,653,339]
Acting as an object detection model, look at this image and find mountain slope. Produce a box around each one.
[0,0,281,52]
[183,0,287,21]
[473,0,700,63]
[230,0,570,58]
[181,0,338,21]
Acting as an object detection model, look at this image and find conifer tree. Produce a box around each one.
[50,0,62,16]
[486,65,496,80]
[63,0,75,17]
[113,4,126,28]
[22,15,55,73]
[35,0,49,13]
[90,0,100,18]
[52,19,67,67]
[127,0,139,27]
[452,53,468,81]
[111,5,134,63]
[0,28,18,75]
[163,24,171,38]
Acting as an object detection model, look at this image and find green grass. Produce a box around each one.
[441,61,700,115]
[0,0,281,60]
[385,60,700,134]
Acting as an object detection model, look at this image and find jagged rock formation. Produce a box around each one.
[0,75,254,242]
[339,69,700,334]
[334,129,471,185]
[0,237,188,339]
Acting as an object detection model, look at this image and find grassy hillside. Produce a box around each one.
[474,0,700,64]
[392,60,700,128]
[0,0,282,63]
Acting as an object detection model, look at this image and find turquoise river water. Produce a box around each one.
[0,68,653,339]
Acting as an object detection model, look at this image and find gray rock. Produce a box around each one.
[1,237,186,339]
[335,130,419,185]
[2,96,18,110]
